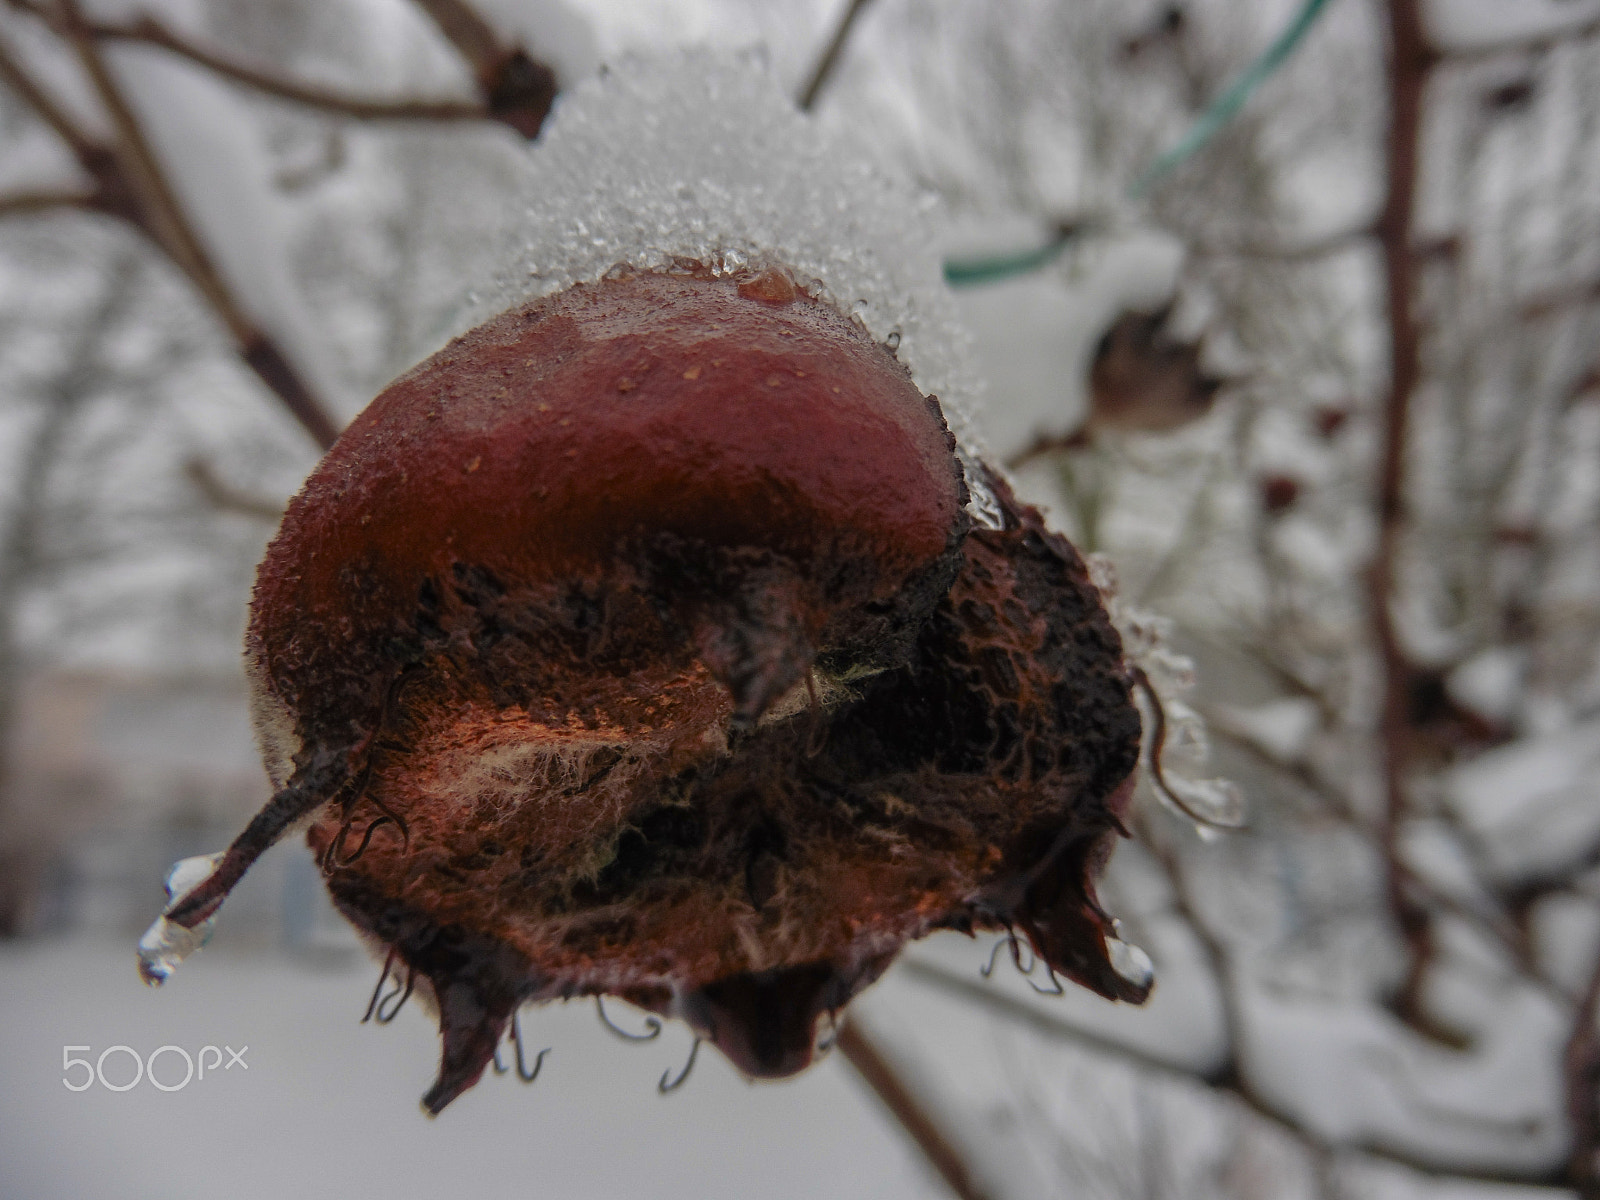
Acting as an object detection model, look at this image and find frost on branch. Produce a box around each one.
[140,53,1157,1114]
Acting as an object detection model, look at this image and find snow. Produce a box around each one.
[1529,891,1600,994]
[407,50,996,501]
[1210,697,1321,764]
[1446,647,1527,727]
[1428,0,1600,53]
[0,5,113,143]
[1238,978,1567,1172]
[1446,718,1600,883]
[0,933,942,1200]
[470,0,602,85]
[942,219,1186,459]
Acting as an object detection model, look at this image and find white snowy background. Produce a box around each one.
[1,0,1599,1198]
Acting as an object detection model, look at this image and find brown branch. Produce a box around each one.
[1193,224,1375,262]
[1206,718,1574,1004]
[85,15,486,122]
[902,955,1556,1190]
[1437,13,1600,65]
[798,0,876,111]
[0,22,142,222]
[1519,276,1600,322]
[1004,423,1091,470]
[836,1018,994,1200]
[409,0,556,138]
[0,187,98,217]
[411,0,502,75]
[182,457,285,522]
[0,24,103,163]
[1565,937,1600,1197]
[49,0,339,449]
[1371,0,1435,1034]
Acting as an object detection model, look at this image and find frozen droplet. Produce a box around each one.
[136,852,224,987]
[1106,932,1154,992]
[962,456,1005,530]
[884,329,901,353]
[1158,773,1246,829]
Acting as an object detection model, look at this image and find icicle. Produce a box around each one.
[1105,927,1155,995]
[136,853,225,986]
[1089,552,1247,831]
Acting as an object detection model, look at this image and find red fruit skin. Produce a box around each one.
[250,269,966,747]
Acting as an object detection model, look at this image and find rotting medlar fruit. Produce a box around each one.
[140,264,1149,1114]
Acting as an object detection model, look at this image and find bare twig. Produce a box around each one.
[1437,12,1600,65]
[409,0,557,138]
[902,956,1556,1190]
[1004,424,1091,471]
[0,188,98,217]
[1519,275,1600,322]
[1370,0,1435,1033]
[836,1018,993,1200]
[1565,936,1600,1196]
[85,14,486,122]
[798,0,876,111]
[1204,720,1576,1002]
[1194,225,1374,261]
[182,457,286,522]
[0,26,104,164]
[902,958,1194,1078]
[410,0,503,74]
[43,0,339,448]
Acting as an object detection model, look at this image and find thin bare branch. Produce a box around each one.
[0,187,97,217]
[0,25,104,164]
[1200,713,1568,989]
[409,0,556,138]
[1519,275,1600,322]
[86,15,486,122]
[1194,225,1374,262]
[1005,424,1090,471]
[902,958,1194,1078]
[410,0,503,76]
[1565,935,1600,1196]
[1437,13,1600,65]
[836,1018,994,1200]
[1371,0,1435,1033]
[182,457,285,522]
[798,0,876,111]
[903,956,1561,1191]
[51,0,339,449]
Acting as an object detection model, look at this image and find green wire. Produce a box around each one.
[940,230,1078,286]
[942,0,1336,288]
[1128,0,1334,198]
